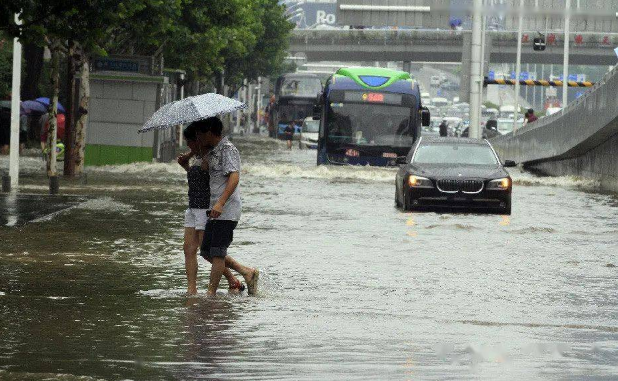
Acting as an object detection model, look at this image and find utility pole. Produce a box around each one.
[469,0,483,139]
[533,63,537,108]
[513,0,524,133]
[8,13,22,191]
[478,0,488,128]
[562,0,571,109]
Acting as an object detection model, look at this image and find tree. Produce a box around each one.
[163,0,262,95]
[224,0,294,91]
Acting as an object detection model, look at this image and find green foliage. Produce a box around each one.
[0,0,294,95]
[0,35,12,98]
[223,0,295,91]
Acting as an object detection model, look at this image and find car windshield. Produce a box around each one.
[497,119,520,134]
[414,143,498,165]
[302,120,319,133]
[326,102,415,147]
[280,77,322,97]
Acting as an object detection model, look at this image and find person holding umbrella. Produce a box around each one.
[177,124,245,296]
[139,93,259,296]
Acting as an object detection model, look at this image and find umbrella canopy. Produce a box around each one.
[139,93,246,133]
[34,97,66,114]
[20,100,48,116]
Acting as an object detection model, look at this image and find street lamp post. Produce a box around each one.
[8,14,22,191]
[563,0,571,109]
[469,0,483,139]
[513,0,524,133]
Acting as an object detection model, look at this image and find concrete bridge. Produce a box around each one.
[289,29,618,65]
[491,64,618,193]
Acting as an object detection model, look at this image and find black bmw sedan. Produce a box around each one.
[395,137,516,214]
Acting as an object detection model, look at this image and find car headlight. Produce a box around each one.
[408,175,433,188]
[487,177,511,190]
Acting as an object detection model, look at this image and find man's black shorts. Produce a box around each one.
[200,219,238,261]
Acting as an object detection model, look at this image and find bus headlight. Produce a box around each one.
[408,175,433,188]
[487,178,511,190]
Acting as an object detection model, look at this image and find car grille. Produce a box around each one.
[437,179,484,193]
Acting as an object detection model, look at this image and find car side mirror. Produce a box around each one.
[421,107,431,127]
[396,156,408,165]
[503,160,517,167]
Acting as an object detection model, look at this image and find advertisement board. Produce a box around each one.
[283,0,337,28]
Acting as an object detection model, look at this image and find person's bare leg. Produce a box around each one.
[183,227,199,295]
[198,230,241,288]
[207,257,226,296]
[224,256,255,283]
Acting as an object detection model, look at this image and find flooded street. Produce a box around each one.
[1,135,618,380]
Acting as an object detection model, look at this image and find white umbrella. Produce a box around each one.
[138,93,247,133]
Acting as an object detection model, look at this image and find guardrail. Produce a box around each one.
[491,64,618,166]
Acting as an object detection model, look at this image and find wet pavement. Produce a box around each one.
[1,135,618,380]
[0,193,86,227]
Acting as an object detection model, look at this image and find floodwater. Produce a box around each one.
[1,135,618,380]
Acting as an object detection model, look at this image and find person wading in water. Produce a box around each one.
[193,117,259,296]
[177,124,245,296]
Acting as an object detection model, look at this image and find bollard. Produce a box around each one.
[1,175,10,193]
[49,176,60,195]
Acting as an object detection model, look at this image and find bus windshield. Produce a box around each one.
[278,104,312,123]
[280,77,322,97]
[326,102,415,147]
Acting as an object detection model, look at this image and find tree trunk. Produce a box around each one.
[21,43,44,100]
[74,58,90,175]
[63,41,76,177]
[47,47,59,177]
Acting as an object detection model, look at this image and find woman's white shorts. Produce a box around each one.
[184,208,208,230]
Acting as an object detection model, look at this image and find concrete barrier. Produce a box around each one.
[491,65,618,193]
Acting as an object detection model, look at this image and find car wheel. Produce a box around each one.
[395,188,401,208]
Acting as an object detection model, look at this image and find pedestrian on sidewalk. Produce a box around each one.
[194,117,259,296]
[284,121,295,149]
[526,108,538,124]
[178,123,246,296]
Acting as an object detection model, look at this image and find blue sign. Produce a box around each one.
[510,71,516,80]
[520,72,529,80]
[284,0,337,28]
[576,91,584,98]
[559,74,580,81]
[488,70,495,80]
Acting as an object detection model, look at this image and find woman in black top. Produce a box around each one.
[178,125,244,295]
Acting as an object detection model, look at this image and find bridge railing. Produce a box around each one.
[491,63,618,165]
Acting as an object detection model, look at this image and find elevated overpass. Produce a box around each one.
[289,29,618,65]
[491,64,618,193]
